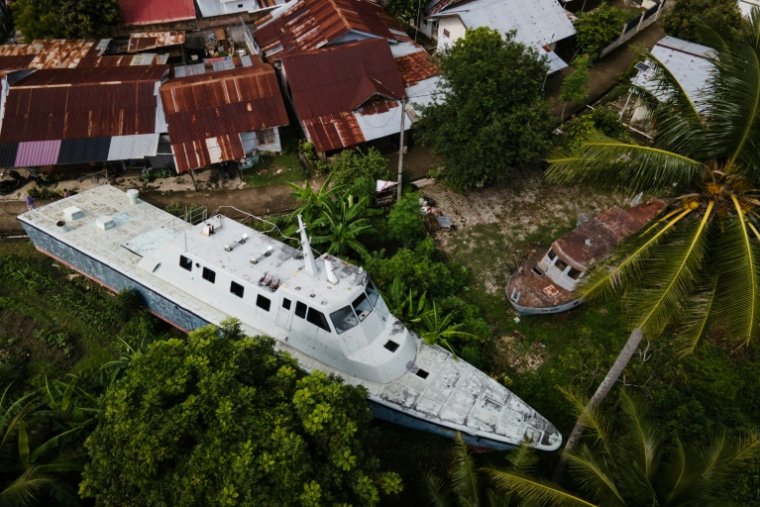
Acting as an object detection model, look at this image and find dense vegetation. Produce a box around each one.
[418,28,557,189]
[663,0,742,42]
[573,3,630,59]
[12,0,120,41]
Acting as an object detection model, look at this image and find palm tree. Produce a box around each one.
[546,13,760,477]
[487,391,760,507]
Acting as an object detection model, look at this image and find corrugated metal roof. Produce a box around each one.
[161,59,287,172]
[254,0,411,57]
[128,32,185,53]
[428,0,576,48]
[636,36,715,111]
[119,0,197,25]
[0,67,169,144]
[107,134,160,160]
[0,39,109,71]
[0,143,19,167]
[394,46,440,87]
[173,63,207,77]
[78,54,169,67]
[281,39,406,152]
[57,137,112,165]
[15,140,62,166]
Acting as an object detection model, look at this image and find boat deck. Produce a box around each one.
[507,251,579,311]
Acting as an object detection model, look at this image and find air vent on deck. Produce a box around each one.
[384,340,399,352]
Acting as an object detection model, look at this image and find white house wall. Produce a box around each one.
[436,16,467,51]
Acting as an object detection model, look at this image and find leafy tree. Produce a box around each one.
[386,0,419,22]
[663,0,742,42]
[547,13,760,478]
[311,193,377,259]
[561,55,591,117]
[387,192,426,248]
[80,320,402,507]
[418,28,557,189]
[12,0,120,41]
[561,108,628,150]
[330,148,390,186]
[489,391,760,507]
[574,3,629,59]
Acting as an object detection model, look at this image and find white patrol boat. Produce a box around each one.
[18,185,562,451]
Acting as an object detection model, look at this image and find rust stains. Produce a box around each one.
[303,113,364,153]
[128,32,186,53]
[395,49,440,87]
[0,39,109,71]
[171,135,246,173]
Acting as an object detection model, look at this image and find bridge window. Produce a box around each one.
[307,307,330,332]
[202,267,216,283]
[366,280,380,307]
[257,295,271,312]
[352,293,373,321]
[555,259,568,272]
[230,281,244,298]
[179,255,192,271]
[548,249,556,261]
[295,301,307,318]
[331,305,359,334]
[568,268,583,279]
[282,298,291,310]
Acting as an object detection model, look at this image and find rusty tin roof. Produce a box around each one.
[128,32,186,53]
[552,199,667,270]
[119,0,197,25]
[254,0,411,57]
[281,39,405,152]
[0,39,109,71]
[394,46,440,87]
[0,66,170,144]
[160,61,288,172]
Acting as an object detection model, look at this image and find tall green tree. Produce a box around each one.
[12,0,120,41]
[573,3,629,59]
[663,0,742,42]
[489,391,760,507]
[560,55,591,118]
[547,12,760,478]
[418,28,557,190]
[80,320,401,507]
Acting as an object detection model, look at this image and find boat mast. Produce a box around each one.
[297,215,319,277]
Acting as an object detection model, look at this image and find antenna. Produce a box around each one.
[298,215,319,277]
[325,258,338,284]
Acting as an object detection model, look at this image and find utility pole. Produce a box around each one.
[397,96,407,202]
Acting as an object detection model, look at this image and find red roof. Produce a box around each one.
[395,47,440,87]
[119,0,196,25]
[160,62,289,172]
[254,0,411,57]
[281,39,406,152]
[0,67,169,143]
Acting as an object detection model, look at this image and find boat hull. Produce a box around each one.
[508,294,585,315]
[20,221,520,451]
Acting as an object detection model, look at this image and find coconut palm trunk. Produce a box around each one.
[553,328,642,483]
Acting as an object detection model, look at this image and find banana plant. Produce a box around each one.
[412,302,478,358]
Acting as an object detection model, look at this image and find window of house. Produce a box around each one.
[179,255,193,271]
[352,293,373,321]
[295,301,307,319]
[548,249,556,261]
[330,305,359,334]
[257,129,276,145]
[443,28,450,38]
[555,259,568,272]
[202,267,216,283]
[230,281,244,298]
[568,268,583,279]
[257,295,271,311]
[282,298,291,310]
[307,307,331,332]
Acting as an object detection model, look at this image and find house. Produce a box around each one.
[118,0,197,25]
[425,0,576,73]
[0,66,170,168]
[280,39,412,154]
[159,57,288,173]
[253,0,412,60]
[196,0,289,19]
[629,36,715,123]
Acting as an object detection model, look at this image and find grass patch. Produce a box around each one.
[242,153,307,188]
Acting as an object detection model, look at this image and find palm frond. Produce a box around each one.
[421,469,453,507]
[557,388,612,458]
[449,433,480,507]
[580,208,692,299]
[660,439,690,504]
[566,445,625,506]
[485,469,598,507]
[675,273,719,357]
[630,202,713,338]
[0,467,53,507]
[712,197,760,347]
[547,134,705,194]
[722,431,760,468]
[506,441,537,474]
[619,391,659,481]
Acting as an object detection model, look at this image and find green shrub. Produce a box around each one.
[574,3,629,59]
[330,147,389,186]
[27,187,62,199]
[387,192,426,248]
[663,0,742,42]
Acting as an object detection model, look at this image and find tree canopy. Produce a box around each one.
[80,321,402,507]
[573,3,629,59]
[12,0,121,41]
[418,27,556,190]
[663,0,742,42]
